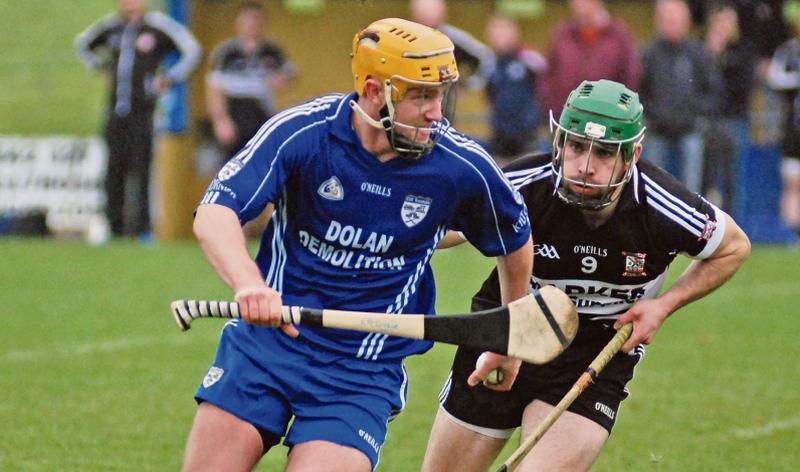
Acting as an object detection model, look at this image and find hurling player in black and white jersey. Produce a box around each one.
[422,80,751,472]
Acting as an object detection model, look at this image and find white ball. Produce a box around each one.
[476,352,504,385]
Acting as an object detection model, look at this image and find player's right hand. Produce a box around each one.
[213,116,237,147]
[234,286,299,338]
[467,351,521,391]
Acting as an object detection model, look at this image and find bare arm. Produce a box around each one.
[436,230,467,249]
[614,212,750,352]
[468,236,534,390]
[496,235,534,306]
[193,204,297,336]
[206,81,237,147]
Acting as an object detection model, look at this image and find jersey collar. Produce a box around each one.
[615,163,642,212]
[329,92,360,145]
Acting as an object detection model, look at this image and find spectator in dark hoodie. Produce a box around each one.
[701,2,756,212]
[478,13,547,166]
[640,0,720,193]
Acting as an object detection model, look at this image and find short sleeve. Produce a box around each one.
[640,165,725,260]
[198,116,305,223]
[449,153,531,256]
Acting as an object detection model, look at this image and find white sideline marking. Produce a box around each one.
[732,416,800,439]
[0,336,190,362]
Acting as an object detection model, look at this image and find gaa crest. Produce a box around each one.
[202,366,224,388]
[622,251,647,277]
[402,195,432,227]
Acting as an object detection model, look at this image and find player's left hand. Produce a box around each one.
[614,298,671,353]
[467,352,521,391]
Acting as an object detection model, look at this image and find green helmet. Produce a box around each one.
[550,79,646,210]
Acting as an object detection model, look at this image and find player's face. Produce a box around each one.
[392,85,447,143]
[561,135,626,198]
[236,9,265,40]
[119,0,145,16]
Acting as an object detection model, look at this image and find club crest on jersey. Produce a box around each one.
[402,195,432,227]
[202,366,224,388]
[218,158,244,181]
[622,251,647,277]
[699,214,717,241]
[318,176,344,201]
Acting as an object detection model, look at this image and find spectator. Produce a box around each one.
[206,2,294,159]
[479,13,547,166]
[75,0,201,241]
[540,0,641,119]
[702,3,756,212]
[640,0,719,193]
[409,0,494,120]
[766,2,800,235]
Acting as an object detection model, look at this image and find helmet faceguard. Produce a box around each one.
[350,18,459,160]
[551,80,645,210]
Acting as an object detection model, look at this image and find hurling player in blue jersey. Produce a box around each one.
[422,80,751,472]
[181,18,532,472]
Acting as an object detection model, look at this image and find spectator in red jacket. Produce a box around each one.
[540,0,641,118]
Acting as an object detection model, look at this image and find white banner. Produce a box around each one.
[0,136,106,233]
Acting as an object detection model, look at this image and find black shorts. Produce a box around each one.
[439,319,643,435]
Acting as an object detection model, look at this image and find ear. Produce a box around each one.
[632,143,643,164]
[363,78,386,106]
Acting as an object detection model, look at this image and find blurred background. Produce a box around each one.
[2,0,799,243]
[1,1,798,471]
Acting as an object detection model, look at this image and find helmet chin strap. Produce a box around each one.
[350,99,392,130]
[349,100,424,160]
[348,79,433,161]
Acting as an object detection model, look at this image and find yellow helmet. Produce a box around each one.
[351,18,459,100]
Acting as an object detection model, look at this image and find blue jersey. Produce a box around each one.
[200,92,530,360]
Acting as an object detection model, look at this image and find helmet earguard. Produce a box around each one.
[350,18,459,160]
[551,79,645,210]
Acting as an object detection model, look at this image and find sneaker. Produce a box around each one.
[138,231,155,246]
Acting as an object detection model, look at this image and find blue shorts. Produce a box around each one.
[195,320,408,470]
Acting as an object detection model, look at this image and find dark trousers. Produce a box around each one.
[103,110,154,236]
[702,118,742,213]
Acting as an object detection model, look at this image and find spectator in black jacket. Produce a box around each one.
[702,3,756,213]
[640,0,720,193]
[766,4,800,235]
[75,0,201,242]
[206,2,294,159]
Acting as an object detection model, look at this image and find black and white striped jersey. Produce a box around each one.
[472,153,726,320]
[207,37,293,116]
[74,11,201,117]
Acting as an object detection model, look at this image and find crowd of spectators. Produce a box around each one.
[74,0,800,242]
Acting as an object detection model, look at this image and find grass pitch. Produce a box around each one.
[1,239,798,471]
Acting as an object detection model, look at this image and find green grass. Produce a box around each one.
[0,1,110,135]
[1,239,798,470]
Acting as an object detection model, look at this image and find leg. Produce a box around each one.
[515,400,609,472]
[421,407,509,472]
[182,402,266,472]
[780,157,800,231]
[103,117,128,236]
[700,125,721,205]
[285,441,371,472]
[130,112,154,235]
[643,133,671,173]
[680,131,705,194]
